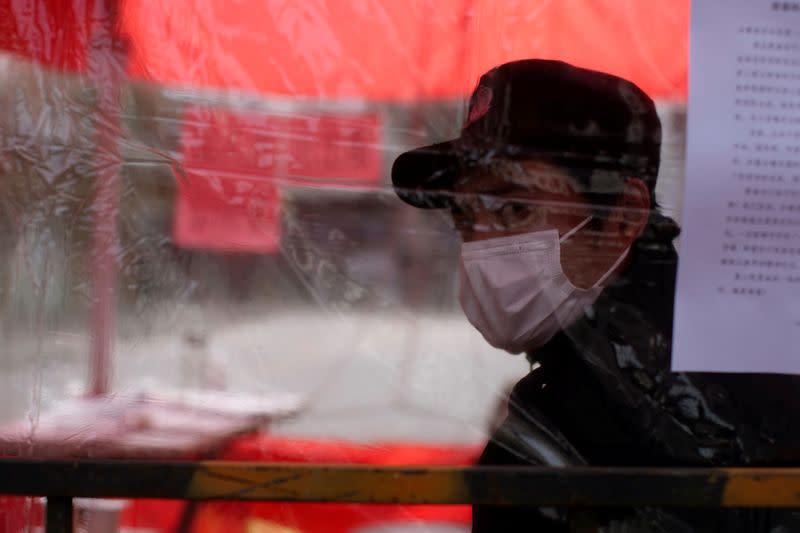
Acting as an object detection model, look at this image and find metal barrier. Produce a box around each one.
[2,460,800,532]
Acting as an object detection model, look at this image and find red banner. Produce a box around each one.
[173,106,382,252]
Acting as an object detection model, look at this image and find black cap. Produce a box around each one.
[391,59,662,208]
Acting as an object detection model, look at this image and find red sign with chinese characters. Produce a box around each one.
[173,107,382,252]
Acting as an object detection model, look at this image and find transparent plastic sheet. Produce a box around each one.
[4,1,796,532]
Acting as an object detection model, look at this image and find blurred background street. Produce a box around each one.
[0,306,528,444]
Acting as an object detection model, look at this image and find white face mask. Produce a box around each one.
[458,217,628,354]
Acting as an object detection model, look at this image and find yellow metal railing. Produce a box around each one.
[3,460,800,532]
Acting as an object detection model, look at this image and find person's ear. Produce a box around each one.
[618,178,650,241]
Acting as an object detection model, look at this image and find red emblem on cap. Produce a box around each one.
[466,85,493,127]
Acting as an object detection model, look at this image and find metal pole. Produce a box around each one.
[87,0,126,396]
[45,497,73,533]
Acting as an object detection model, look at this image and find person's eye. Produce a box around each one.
[505,202,533,218]
[512,203,534,216]
[498,203,533,227]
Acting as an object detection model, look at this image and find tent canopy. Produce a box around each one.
[1,0,689,101]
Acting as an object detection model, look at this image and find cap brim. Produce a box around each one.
[391,139,464,209]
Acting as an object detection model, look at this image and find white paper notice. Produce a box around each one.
[674,0,800,373]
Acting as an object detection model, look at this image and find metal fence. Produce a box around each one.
[2,460,800,533]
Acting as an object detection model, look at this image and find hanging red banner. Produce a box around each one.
[173,106,382,252]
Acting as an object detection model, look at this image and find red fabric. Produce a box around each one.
[0,0,90,72]
[0,496,42,533]
[119,499,185,532]
[120,0,688,100]
[0,1,688,100]
[220,434,481,465]
[0,0,126,74]
[187,434,482,533]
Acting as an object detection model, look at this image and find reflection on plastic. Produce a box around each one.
[0,1,700,532]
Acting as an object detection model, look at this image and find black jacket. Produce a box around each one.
[473,214,800,532]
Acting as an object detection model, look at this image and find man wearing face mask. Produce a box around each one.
[392,59,800,531]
